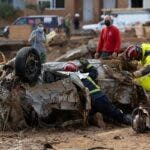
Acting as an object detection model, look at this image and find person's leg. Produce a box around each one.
[100,52,112,59]
[65,27,70,39]
[40,52,46,63]
[93,95,126,123]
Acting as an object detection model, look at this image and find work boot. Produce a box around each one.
[92,112,106,129]
[122,114,132,125]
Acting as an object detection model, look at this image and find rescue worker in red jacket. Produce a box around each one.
[95,15,121,59]
[64,59,131,125]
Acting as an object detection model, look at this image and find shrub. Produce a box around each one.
[26,4,37,10]
[0,3,17,19]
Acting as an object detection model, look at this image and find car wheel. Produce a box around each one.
[15,47,41,83]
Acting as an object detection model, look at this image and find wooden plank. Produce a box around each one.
[9,25,32,41]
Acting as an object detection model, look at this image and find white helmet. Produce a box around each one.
[75,13,80,17]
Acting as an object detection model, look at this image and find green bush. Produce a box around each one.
[26,4,37,10]
[0,3,17,19]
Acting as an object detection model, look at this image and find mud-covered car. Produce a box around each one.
[0,47,150,132]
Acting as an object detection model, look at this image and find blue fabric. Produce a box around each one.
[81,78,100,94]
[91,94,124,122]
[100,51,113,59]
[29,29,46,55]
[81,64,125,122]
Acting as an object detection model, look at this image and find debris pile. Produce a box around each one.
[46,31,67,46]
[0,34,150,132]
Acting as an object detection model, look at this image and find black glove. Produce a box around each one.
[79,58,89,68]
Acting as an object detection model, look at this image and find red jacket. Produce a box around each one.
[96,25,121,53]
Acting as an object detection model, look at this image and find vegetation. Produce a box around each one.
[38,1,50,14]
[26,4,37,10]
[0,3,17,19]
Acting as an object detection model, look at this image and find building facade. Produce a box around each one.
[28,0,101,23]
[2,0,150,23]
[0,0,26,9]
[32,0,150,23]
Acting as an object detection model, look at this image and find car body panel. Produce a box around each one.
[2,15,62,37]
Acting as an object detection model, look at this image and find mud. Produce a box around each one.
[1,33,150,150]
[0,127,150,150]
[47,36,91,61]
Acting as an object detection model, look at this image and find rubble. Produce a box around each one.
[71,29,97,37]
[0,51,6,65]
[0,47,149,131]
[46,31,67,46]
[55,45,91,61]
[0,32,150,133]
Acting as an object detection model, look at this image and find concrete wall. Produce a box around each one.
[93,0,101,22]
[103,0,116,8]
[117,0,128,8]
[13,0,25,9]
[143,0,150,8]
[74,0,83,20]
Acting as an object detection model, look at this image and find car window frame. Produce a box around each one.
[13,17,27,25]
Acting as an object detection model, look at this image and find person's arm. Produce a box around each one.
[42,32,46,43]
[85,64,98,80]
[80,58,98,80]
[142,65,150,75]
[28,31,36,43]
[95,29,104,58]
[114,28,121,54]
[134,65,150,77]
[134,56,150,77]
[96,29,104,53]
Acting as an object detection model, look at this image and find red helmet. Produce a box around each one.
[63,62,78,72]
[125,45,140,60]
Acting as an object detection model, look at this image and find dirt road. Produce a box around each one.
[0,126,150,150]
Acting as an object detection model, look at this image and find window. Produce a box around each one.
[131,0,143,8]
[0,0,13,4]
[15,18,27,25]
[50,0,65,9]
[38,0,65,10]
[38,0,50,9]
[55,0,64,8]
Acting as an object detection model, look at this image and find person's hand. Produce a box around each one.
[112,52,118,58]
[132,79,140,86]
[79,58,89,67]
[133,70,142,78]
[94,52,99,59]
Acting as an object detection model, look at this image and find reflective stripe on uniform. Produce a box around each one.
[87,76,101,94]
[89,88,101,94]
[87,64,92,69]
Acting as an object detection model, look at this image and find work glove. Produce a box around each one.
[79,58,89,68]
[112,52,118,58]
[133,70,142,78]
[94,52,100,59]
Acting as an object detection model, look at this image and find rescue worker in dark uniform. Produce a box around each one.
[64,59,131,125]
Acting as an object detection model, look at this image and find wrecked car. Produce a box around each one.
[0,47,150,132]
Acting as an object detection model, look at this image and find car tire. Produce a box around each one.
[15,47,41,83]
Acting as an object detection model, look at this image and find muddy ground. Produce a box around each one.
[0,32,150,150]
[1,126,150,150]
